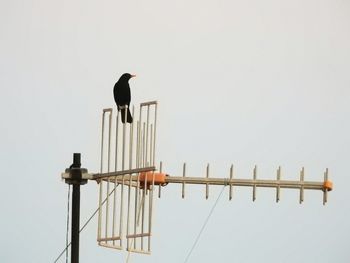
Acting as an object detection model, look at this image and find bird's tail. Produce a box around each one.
[120,108,133,123]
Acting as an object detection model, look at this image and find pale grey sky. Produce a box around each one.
[1,0,349,262]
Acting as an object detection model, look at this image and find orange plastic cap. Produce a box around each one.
[139,172,166,186]
[323,180,333,191]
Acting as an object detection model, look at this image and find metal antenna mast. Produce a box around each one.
[63,153,88,263]
[61,101,333,262]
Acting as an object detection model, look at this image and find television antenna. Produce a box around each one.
[60,101,333,262]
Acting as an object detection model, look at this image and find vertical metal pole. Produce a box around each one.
[71,184,80,263]
[71,153,81,263]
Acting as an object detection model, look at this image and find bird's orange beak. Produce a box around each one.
[131,74,136,78]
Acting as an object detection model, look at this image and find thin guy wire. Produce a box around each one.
[65,185,71,263]
[54,185,117,263]
[183,185,226,263]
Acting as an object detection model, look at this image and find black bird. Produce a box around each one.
[113,73,136,123]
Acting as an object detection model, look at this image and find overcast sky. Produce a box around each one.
[1,0,349,262]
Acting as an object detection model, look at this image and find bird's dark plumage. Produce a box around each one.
[113,73,135,123]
